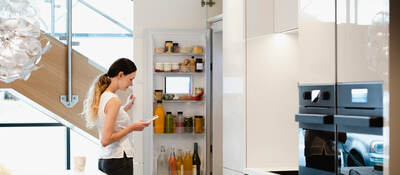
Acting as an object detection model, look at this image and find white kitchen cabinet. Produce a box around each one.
[336,0,389,83]
[274,0,298,32]
[298,0,336,84]
[246,0,274,38]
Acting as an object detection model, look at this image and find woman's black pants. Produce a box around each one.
[98,152,133,175]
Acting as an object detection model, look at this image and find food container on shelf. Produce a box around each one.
[163,94,175,101]
[194,115,204,133]
[180,47,192,53]
[184,116,193,133]
[155,63,163,72]
[163,63,172,72]
[154,90,163,101]
[155,48,164,54]
[171,63,180,72]
[192,46,203,54]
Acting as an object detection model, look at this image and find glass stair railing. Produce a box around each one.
[37,0,134,70]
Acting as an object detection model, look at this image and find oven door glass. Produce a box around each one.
[336,116,384,175]
[299,127,336,175]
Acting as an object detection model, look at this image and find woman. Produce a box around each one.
[82,58,150,175]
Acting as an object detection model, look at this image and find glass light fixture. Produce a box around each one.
[0,0,51,83]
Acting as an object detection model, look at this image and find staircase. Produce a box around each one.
[0,33,129,138]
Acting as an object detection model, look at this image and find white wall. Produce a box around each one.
[133,1,221,174]
[246,33,299,170]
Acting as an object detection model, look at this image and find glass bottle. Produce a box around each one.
[190,56,196,72]
[192,143,201,175]
[154,101,165,133]
[176,149,184,175]
[169,148,177,175]
[165,112,174,133]
[183,150,192,175]
[176,111,184,133]
[157,146,169,175]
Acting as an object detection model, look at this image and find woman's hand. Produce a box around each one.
[124,94,135,112]
[130,120,151,131]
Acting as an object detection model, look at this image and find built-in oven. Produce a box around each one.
[296,84,336,175]
[335,82,383,175]
[295,82,384,175]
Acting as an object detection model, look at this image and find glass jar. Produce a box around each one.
[154,90,163,101]
[155,63,163,72]
[195,58,203,72]
[165,112,174,133]
[171,63,180,72]
[165,41,173,53]
[194,115,204,133]
[192,46,203,54]
[173,43,179,53]
[183,116,193,133]
[163,63,172,72]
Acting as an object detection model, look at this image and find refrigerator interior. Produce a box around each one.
[144,29,209,175]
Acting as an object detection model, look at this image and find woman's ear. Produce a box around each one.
[118,71,124,78]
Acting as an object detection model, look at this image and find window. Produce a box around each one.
[0,90,100,173]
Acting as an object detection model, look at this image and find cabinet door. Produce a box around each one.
[336,0,389,83]
[298,0,336,84]
[274,0,298,32]
[246,0,274,38]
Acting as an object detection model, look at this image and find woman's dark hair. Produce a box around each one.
[82,58,137,128]
[106,58,137,78]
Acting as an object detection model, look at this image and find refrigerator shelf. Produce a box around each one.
[154,53,204,57]
[154,71,204,75]
[154,100,205,103]
[154,133,206,136]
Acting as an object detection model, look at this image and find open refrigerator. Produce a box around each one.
[143,29,211,175]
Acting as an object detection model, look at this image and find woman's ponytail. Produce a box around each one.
[81,74,111,128]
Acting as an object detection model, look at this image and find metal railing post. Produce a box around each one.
[60,0,79,108]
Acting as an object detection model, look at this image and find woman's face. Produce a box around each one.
[118,71,136,90]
